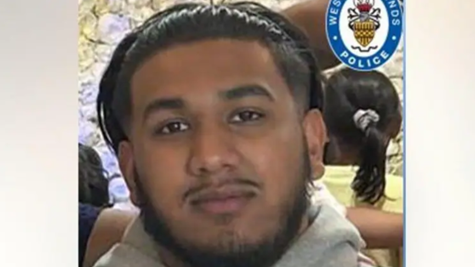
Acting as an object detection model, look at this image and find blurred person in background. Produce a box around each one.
[79,143,110,207]
[321,68,404,267]
[282,0,404,260]
[79,144,136,267]
[282,0,340,70]
[79,203,135,267]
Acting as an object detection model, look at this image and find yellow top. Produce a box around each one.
[322,166,404,267]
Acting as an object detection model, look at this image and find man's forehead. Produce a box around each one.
[130,39,287,100]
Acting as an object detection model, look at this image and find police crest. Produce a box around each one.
[325,0,403,71]
[348,0,381,52]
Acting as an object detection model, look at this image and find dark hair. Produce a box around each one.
[78,143,110,207]
[96,1,324,155]
[323,69,401,204]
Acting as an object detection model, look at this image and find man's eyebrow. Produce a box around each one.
[219,84,275,102]
[141,84,274,121]
[142,97,184,122]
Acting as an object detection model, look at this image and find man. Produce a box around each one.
[93,2,373,267]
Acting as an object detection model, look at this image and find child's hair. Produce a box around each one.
[78,144,110,207]
[323,68,401,204]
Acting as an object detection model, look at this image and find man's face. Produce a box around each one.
[119,39,325,267]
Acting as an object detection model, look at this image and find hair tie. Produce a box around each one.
[353,109,379,132]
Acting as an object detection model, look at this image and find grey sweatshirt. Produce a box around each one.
[94,203,374,267]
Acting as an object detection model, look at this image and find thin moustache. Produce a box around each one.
[185,178,260,204]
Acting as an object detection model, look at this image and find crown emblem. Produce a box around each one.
[355,0,373,12]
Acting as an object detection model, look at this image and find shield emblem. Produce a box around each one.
[353,20,376,47]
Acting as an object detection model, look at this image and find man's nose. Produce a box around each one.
[187,125,240,177]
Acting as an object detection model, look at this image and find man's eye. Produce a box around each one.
[156,121,190,135]
[229,110,264,123]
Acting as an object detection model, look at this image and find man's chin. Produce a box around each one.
[140,206,283,267]
[155,218,272,253]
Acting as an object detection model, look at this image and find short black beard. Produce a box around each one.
[134,147,313,267]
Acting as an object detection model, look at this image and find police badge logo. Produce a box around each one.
[349,0,381,50]
[326,0,403,71]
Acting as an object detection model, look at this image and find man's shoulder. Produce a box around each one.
[93,243,164,267]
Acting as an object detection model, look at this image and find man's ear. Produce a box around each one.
[302,109,327,179]
[118,141,142,206]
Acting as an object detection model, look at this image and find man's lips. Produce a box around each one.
[187,185,258,215]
